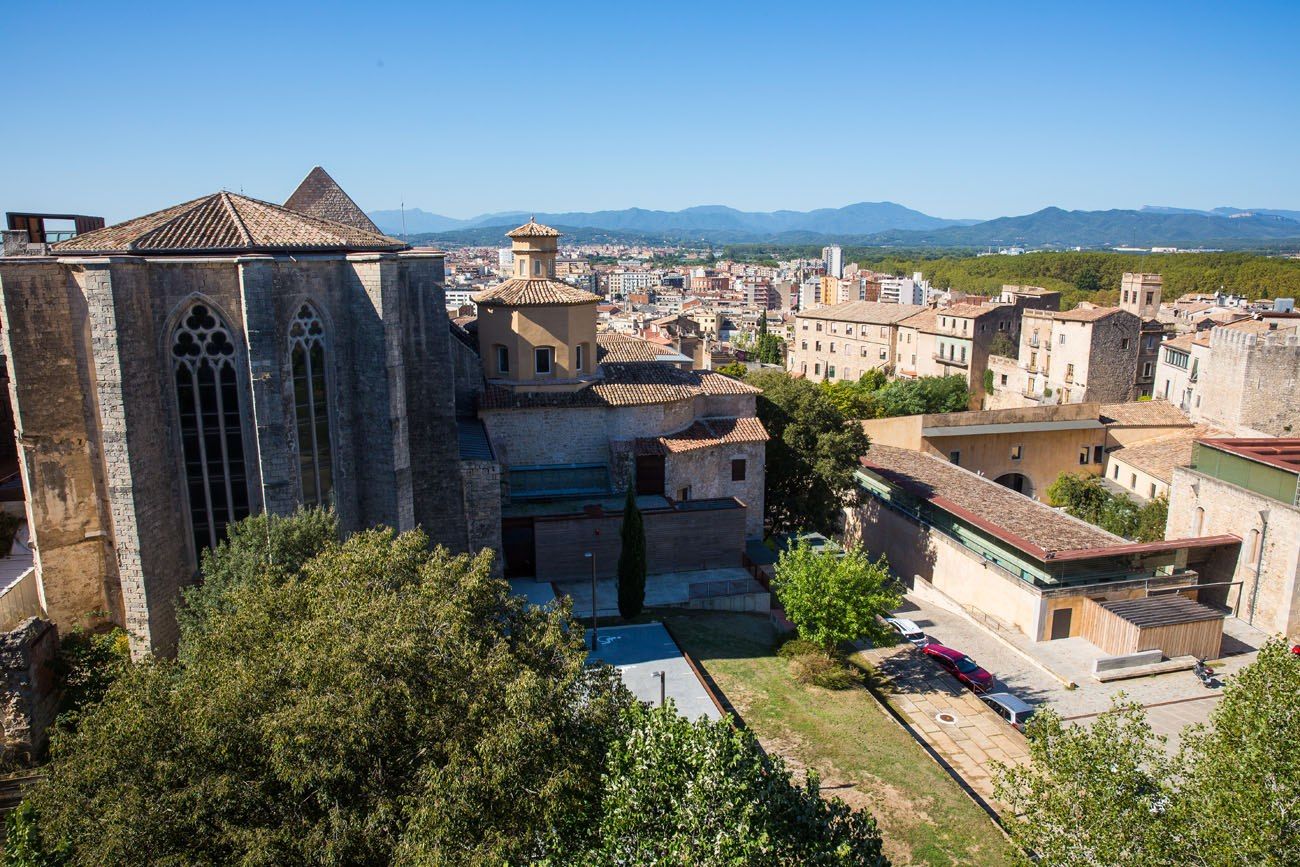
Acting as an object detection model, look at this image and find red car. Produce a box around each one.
[923,643,995,693]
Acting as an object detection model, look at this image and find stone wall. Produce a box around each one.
[1168,467,1299,638]
[1081,312,1141,403]
[664,441,765,537]
[1197,327,1300,436]
[0,617,59,765]
[0,259,118,631]
[461,459,503,577]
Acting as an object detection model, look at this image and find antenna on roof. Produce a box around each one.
[401,200,406,236]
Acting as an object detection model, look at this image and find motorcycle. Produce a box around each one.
[1193,659,1218,689]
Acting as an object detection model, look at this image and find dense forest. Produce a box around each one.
[717,247,1300,308]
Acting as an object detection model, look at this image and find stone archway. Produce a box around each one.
[994,472,1034,498]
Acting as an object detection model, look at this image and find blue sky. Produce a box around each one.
[4,0,1298,222]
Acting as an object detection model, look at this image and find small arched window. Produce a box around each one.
[172,303,250,555]
[289,304,334,507]
[1193,506,1205,536]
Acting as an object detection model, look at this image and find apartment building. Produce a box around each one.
[787,301,924,381]
[1153,332,1207,410]
[608,269,658,297]
[1015,306,1141,405]
[878,272,930,305]
[895,303,1019,409]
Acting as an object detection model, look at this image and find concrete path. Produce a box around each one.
[557,567,759,618]
[894,592,1266,749]
[586,622,723,721]
[855,642,1029,813]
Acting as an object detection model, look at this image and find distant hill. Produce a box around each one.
[370,201,975,239]
[1142,205,1300,222]
[864,207,1300,249]
[389,204,1300,250]
[367,208,465,234]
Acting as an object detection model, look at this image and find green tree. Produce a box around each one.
[617,486,646,619]
[18,511,630,866]
[748,371,872,534]
[1135,495,1169,542]
[715,361,749,379]
[756,332,786,365]
[872,375,971,418]
[989,332,1017,358]
[994,640,1300,866]
[1175,639,1300,866]
[993,699,1179,866]
[572,703,889,866]
[770,541,902,652]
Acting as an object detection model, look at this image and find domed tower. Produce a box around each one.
[472,220,601,392]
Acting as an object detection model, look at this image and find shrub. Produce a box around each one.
[775,637,823,659]
[789,653,858,690]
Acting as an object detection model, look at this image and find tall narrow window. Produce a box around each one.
[289,304,334,507]
[172,303,250,555]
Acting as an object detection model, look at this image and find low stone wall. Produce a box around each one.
[0,617,59,766]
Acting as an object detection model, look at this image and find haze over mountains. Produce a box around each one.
[368,201,1300,249]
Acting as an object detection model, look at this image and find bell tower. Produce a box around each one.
[508,218,559,280]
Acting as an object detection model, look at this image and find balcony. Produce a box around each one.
[932,353,969,369]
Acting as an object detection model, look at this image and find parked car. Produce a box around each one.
[980,692,1036,732]
[885,617,928,646]
[922,643,994,693]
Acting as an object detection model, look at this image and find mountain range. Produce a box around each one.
[369,202,1300,250]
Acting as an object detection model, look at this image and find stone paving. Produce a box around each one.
[894,590,1267,749]
[855,641,1029,812]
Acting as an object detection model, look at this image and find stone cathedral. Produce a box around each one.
[0,169,479,654]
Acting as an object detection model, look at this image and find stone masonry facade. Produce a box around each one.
[1196,326,1300,437]
[0,251,470,656]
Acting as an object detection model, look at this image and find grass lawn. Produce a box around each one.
[664,611,1024,867]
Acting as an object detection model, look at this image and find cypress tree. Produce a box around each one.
[617,485,646,619]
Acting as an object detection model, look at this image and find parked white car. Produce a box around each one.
[885,617,928,647]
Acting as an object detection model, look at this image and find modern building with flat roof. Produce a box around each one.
[847,444,1240,648]
[1167,438,1300,641]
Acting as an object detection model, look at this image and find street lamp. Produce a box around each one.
[653,670,666,708]
[583,551,597,652]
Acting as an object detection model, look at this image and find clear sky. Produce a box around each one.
[4,0,1298,223]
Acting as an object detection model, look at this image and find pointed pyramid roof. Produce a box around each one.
[52,191,407,256]
[284,166,382,233]
[507,218,562,238]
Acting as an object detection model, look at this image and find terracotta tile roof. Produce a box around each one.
[859,444,1123,556]
[797,301,925,325]
[937,302,999,318]
[472,278,600,306]
[53,191,406,255]
[597,333,673,363]
[899,308,938,330]
[506,219,562,238]
[1111,426,1220,483]
[479,362,758,410]
[637,416,770,455]
[283,166,381,233]
[1162,333,1198,352]
[1052,305,1125,323]
[1099,400,1191,427]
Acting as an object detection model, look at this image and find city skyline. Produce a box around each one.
[4,0,1299,223]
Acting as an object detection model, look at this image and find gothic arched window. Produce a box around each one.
[289,304,334,507]
[172,303,250,555]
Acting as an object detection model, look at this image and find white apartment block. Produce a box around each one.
[878,272,931,305]
[822,244,843,279]
[608,270,659,297]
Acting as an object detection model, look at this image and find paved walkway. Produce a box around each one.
[556,567,761,618]
[586,622,722,720]
[894,591,1266,749]
[855,642,1029,812]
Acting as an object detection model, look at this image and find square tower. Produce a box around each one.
[1120,273,1162,321]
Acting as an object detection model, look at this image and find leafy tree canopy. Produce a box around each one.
[570,703,889,866]
[771,541,902,652]
[1046,472,1168,542]
[747,371,872,535]
[995,639,1300,866]
[11,511,893,866]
